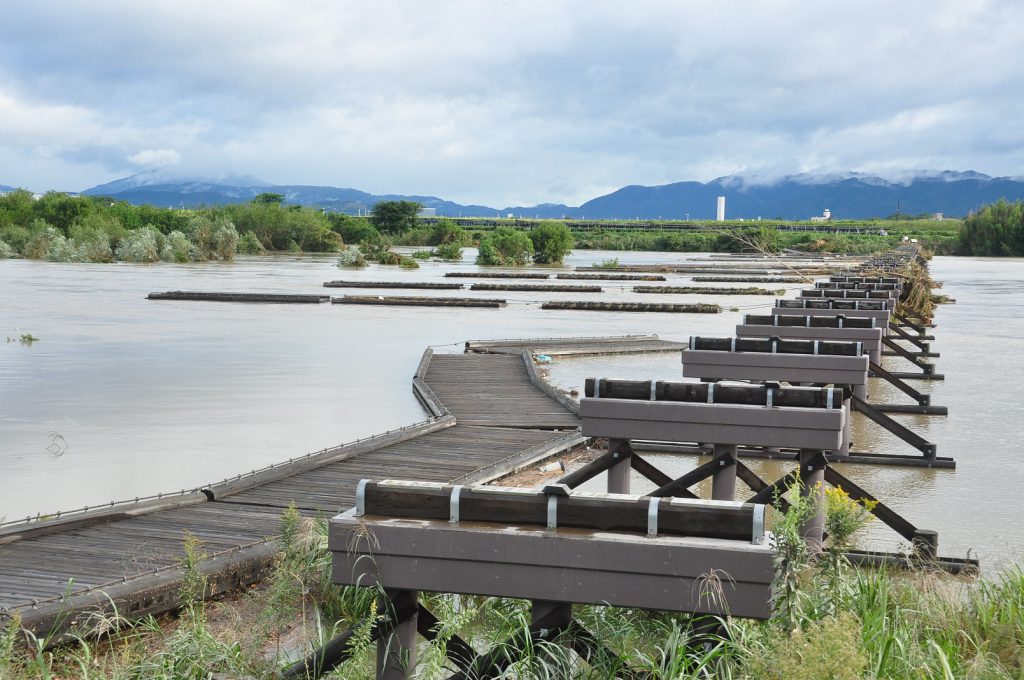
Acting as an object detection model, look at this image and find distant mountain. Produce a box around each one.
[0,184,16,193]
[79,170,1024,220]
[562,172,1024,220]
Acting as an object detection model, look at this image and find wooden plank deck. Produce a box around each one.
[464,334,687,356]
[0,345,585,639]
[423,354,580,429]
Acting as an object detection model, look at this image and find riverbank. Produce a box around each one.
[2,512,1020,679]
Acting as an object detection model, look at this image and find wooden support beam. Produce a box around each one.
[280,589,419,680]
[447,601,573,680]
[749,470,798,508]
[586,378,842,408]
[629,452,675,488]
[851,396,937,458]
[359,481,760,541]
[736,462,791,513]
[823,467,917,542]
[415,604,476,671]
[650,455,724,498]
[868,360,929,405]
[690,336,863,356]
[887,322,931,351]
[557,449,627,489]
[567,621,647,680]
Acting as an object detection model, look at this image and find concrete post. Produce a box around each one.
[607,438,631,494]
[853,383,868,401]
[868,349,881,365]
[376,590,418,680]
[798,449,826,552]
[711,443,738,501]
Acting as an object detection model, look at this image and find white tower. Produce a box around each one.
[716,196,726,221]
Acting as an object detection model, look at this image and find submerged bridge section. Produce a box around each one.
[0,349,584,642]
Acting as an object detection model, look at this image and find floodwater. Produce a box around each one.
[0,252,1021,568]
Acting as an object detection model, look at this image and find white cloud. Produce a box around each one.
[127,149,181,168]
[0,0,1022,202]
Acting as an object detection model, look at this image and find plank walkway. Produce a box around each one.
[465,334,687,356]
[0,348,585,640]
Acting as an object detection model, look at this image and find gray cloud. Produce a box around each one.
[0,0,1022,204]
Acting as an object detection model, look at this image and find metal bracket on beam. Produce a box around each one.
[355,479,369,516]
[647,497,661,536]
[449,485,464,525]
[752,504,766,544]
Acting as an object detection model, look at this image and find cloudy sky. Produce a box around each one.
[1,0,1021,205]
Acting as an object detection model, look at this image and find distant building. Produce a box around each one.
[417,207,437,218]
[810,208,832,222]
[933,212,944,220]
[716,196,726,221]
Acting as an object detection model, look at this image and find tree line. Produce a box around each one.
[0,192,577,265]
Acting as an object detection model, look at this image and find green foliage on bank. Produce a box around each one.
[2,494,1021,679]
[529,221,574,263]
[958,200,1024,255]
[477,227,535,265]
[370,200,421,235]
[0,190,352,262]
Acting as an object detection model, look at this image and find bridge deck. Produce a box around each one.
[0,347,585,638]
[424,354,580,428]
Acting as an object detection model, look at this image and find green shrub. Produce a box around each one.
[433,242,463,261]
[328,215,378,244]
[359,232,393,261]
[476,227,533,265]
[399,256,419,269]
[0,225,30,253]
[0,240,16,258]
[378,250,402,265]
[370,200,421,234]
[336,245,367,267]
[236,231,265,255]
[410,249,432,259]
[959,199,1024,255]
[160,231,196,263]
[115,226,162,262]
[746,612,868,680]
[432,218,472,247]
[529,221,573,263]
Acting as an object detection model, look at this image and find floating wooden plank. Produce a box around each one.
[323,280,464,289]
[333,295,506,308]
[556,273,667,281]
[692,276,804,283]
[148,291,329,303]
[634,286,783,295]
[470,283,603,292]
[465,334,687,356]
[542,301,720,313]
[444,272,550,279]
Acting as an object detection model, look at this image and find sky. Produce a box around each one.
[1,0,1022,206]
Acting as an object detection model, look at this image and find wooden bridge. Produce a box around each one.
[0,347,585,642]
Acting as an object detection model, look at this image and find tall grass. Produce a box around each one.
[0,506,1020,679]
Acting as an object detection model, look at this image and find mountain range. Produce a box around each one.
[6,170,1024,220]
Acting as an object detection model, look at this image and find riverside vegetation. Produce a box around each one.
[1,486,1021,679]
[1,190,1020,265]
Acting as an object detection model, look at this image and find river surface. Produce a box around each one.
[1,252,1021,568]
